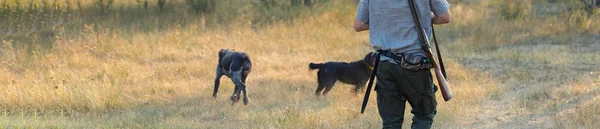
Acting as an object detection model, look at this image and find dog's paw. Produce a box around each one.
[212,94,218,98]
[230,95,239,102]
[243,98,249,105]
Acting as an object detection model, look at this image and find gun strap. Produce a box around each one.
[361,50,382,114]
[430,0,448,79]
[408,0,447,79]
[431,25,447,79]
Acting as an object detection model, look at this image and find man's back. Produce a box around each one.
[355,0,450,54]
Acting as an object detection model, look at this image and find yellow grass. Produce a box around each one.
[554,74,600,128]
[0,1,501,128]
[1,0,598,128]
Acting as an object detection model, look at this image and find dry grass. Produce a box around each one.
[1,0,599,128]
[0,0,497,128]
[554,74,600,128]
[438,0,600,128]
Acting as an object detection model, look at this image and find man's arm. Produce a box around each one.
[354,0,369,32]
[432,11,451,24]
[354,20,369,32]
[431,0,451,24]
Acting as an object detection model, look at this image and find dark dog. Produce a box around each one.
[213,49,252,105]
[309,52,376,96]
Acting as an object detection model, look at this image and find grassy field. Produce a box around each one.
[0,0,598,128]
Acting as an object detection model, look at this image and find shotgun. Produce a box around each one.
[408,0,453,101]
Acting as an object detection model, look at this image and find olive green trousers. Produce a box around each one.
[375,61,437,129]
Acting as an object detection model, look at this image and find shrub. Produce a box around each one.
[186,0,218,14]
[497,0,532,21]
[158,0,167,12]
[96,0,114,13]
[579,0,599,15]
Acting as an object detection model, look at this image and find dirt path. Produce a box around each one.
[454,38,600,128]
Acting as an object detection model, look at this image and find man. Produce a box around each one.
[354,0,451,128]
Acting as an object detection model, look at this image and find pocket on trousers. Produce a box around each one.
[420,91,437,115]
[399,52,432,71]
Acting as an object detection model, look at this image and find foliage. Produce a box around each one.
[497,0,532,21]
[158,0,167,12]
[96,0,114,13]
[0,0,599,128]
[186,0,218,14]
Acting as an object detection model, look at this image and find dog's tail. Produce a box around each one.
[309,63,322,70]
[241,54,252,72]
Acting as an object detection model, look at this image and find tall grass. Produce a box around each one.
[554,75,600,128]
[1,0,598,128]
[441,0,600,128]
[0,0,496,128]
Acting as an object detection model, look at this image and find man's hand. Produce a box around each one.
[432,11,451,24]
[354,19,369,32]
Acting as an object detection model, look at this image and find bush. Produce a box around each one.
[251,0,330,25]
[252,0,302,25]
[497,0,532,21]
[96,0,114,13]
[579,0,599,15]
[186,0,219,14]
[158,0,167,12]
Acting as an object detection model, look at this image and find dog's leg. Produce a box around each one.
[352,84,364,96]
[241,73,249,105]
[323,84,335,96]
[318,70,337,96]
[354,82,366,94]
[315,72,327,96]
[213,66,224,98]
[315,84,326,96]
[230,71,246,105]
[229,72,240,103]
[230,86,239,102]
[242,88,248,105]
[320,79,336,96]
[227,57,249,105]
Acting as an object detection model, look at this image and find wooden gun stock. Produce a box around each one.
[425,49,453,101]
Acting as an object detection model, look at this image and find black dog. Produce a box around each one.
[309,52,376,96]
[213,49,252,105]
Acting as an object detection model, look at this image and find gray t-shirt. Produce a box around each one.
[356,0,450,60]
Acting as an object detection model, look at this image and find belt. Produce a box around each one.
[379,51,403,61]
